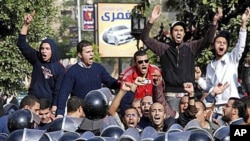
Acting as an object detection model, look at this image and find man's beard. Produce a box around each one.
[222,115,230,123]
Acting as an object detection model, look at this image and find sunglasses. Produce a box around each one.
[137,59,149,64]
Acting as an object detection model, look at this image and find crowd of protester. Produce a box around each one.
[1,4,250,141]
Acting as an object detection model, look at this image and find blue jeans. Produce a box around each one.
[165,96,181,113]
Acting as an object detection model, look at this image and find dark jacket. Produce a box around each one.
[141,22,217,93]
[241,64,250,95]
[152,83,176,118]
[17,34,65,106]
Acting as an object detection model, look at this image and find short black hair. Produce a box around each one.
[76,40,92,53]
[39,98,51,110]
[67,96,84,113]
[133,50,147,62]
[230,97,249,122]
[19,95,40,109]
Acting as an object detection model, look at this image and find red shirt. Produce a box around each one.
[122,64,161,98]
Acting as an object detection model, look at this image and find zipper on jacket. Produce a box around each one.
[177,46,179,67]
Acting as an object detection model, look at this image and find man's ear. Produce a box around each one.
[137,116,140,123]
[23,105,30,110]
[232,108,238,116]
[77,52,82,58]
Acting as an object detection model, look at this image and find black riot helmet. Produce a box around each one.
[118,127,140,141]
[8,109,39,132]
[154,131,191,141]
[7,128,45,141]
[0,133,8,141]
[6,129,23,141]
[213,126,230,141]
[87,136,106,141]
[154,134,165,141]
[40,130,64,141]
[47,118,64,132]
[188,129,213,141]
[47,116,82,132]
[58,131,80,141]
[3,103,19,115]
[141,126,158,141]
[83,88,112,120]
[101,125,124,139]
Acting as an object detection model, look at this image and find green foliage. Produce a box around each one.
[93,44,102,63]
[0,0,57,95]
[164,0,250,73]
[0,36,30,95]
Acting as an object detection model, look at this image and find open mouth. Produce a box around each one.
[154,116,160,122]
[219,47,224,51]
[176,36,182,42]
[128,120,135,127]
[42,54,47,59]
[141,67,147,72]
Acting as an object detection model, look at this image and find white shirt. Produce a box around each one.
[198,28,247,105]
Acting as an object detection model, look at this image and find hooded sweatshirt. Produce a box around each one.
[17,34,65,106]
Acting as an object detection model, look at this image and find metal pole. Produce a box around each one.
[77,0,81,42]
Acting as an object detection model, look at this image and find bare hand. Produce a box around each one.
[134,76,147,86]
[195,66,202,81]
[150,5,161,23]
[152,69,162,85]
[183,82,194,96]
[118,73,124,83]
[212,82,229,95]
[50,106,57,120]
[121,82,133,91]
[24,10,35,25]
[55,114,63,119]
[242,7,250,23]
[213,7,223,22]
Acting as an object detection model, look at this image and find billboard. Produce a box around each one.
[82,5,94,31]
[96,3,143,57]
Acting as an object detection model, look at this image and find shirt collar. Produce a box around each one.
[78,61,92,68]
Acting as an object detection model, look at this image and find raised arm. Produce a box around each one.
[241,7,250,29]
[108,76,145,116]
[191,7,223,53]
[212,7,223,26]
[17,10,37,64]
[152,70,176,118]
[140,5,169,56]
[21,10,35,35]
[108,82,132,116]
[148,4,161,24]
[183,82,197,116]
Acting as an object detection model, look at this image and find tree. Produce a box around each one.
[0,0,57,95]
[162,0,250,74]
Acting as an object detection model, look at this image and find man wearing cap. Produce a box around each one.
[141,4,222,113]
[196,7,250,115]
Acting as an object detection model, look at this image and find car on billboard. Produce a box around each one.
[103,25,134,46]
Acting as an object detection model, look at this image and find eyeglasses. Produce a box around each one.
[125,113,138,118]
[137,59,149,64]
